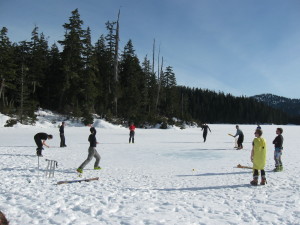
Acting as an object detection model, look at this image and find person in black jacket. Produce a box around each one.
[201,123,211,142]
[59,121,67,147]
[273,128,284,172]
[34,133,53,157]
[77,127,101,173]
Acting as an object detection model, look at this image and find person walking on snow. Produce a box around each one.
[233,125,244,149]
[201,123,211,142]
[77,127,101,173]
[273,128,284,172]
[34,133,53,157]
[250,129,267,185]
[129,123,136,143]
[59,121,67,147]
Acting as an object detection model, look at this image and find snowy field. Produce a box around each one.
[0,121,300,224]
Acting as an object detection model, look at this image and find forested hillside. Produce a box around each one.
[0,9,291,126]
[252,94,300,116]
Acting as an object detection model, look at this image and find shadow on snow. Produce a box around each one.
[153,184,250,191]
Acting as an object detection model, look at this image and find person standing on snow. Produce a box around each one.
[201,123,211,142]
[59,121,67,147]
[233,125,244,150]
[34,132,53,157]
[77,127,101,173]
[129,123,136,143]
[250,129,267,185]
[273,128,284,172]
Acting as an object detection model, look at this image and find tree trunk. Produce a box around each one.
[0,78,5,99]
[152,39,155,75]
[113,9,120,116]
[20,64,24,123]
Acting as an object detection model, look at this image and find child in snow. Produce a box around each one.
[34,133,53,157]
[250,129,267,185]
[201,123,211,142]
[129,122,136,143]
[233,125,244,150]
[273,128,284,172]
[77,127,101,173]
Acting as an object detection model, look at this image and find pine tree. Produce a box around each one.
[14,41,37,124]
[28,26,49,105]
[58,8,85,115]
[141,56,157,118]
[119,40,143,121]
[44,43,63,110]
[0,27,17,113]
[160,66,177,116]
[81,27,98,124]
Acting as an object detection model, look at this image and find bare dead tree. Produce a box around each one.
[155,44,163,112]
[152,39,155,75]
[113,9,120,116]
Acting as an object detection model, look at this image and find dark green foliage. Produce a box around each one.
[82,110,94,126]
[0,9,294,126]
[4,118,17,127]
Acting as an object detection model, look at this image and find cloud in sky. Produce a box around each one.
[1,0,300,98]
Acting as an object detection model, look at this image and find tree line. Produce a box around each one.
[0,9,291,127]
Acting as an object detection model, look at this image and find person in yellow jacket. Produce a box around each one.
[250,129,267,185]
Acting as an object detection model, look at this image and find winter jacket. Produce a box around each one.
[129,125,136,131]
[252,137,267,170]
[273,135,283,149]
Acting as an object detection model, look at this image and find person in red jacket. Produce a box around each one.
[129,123,136,143]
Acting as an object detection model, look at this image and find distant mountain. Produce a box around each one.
[252,94,300,116]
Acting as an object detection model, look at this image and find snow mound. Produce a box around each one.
[93,118,125,129]
[0,109,125,129]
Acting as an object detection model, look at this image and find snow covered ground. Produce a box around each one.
[0,122,300,224]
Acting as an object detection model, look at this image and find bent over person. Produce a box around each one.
[34,132,53,157]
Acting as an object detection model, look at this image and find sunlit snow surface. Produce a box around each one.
[0,115,299,224]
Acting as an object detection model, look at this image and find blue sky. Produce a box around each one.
[1,0,300,98]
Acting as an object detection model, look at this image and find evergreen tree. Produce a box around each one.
[94,35,110,115]
[14,41,37,124]
[28,26,49,105]
[44,43,63,110]
[58,8,85,115]
[119,40,143,121]
[141,56,157,118]
[0,27,17,113]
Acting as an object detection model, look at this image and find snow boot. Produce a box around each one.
[36,149,43,157]
[77,168,83,173]
[279,165,283,171]
[94,167,102,170]
[273,166,280,172]
[260,177,267,185]
[250,177,258,186]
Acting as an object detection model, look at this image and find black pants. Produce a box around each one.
[34,136,43,150]
[237,135,244,148]
[203,131,207,142]
[34,136,43,155]
[129,131,135,143]
[60,133,66,147]
[253,169,266,178]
